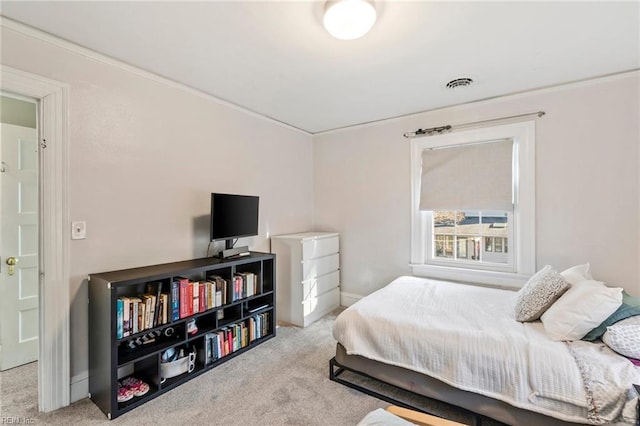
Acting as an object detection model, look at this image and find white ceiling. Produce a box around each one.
[2,1,639,134]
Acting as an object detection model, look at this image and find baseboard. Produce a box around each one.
[340,291,362,307]
[70,371,89,403]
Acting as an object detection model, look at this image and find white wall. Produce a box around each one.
[3,20,639,406]
[314,72,640,298]
[1,26,314,393]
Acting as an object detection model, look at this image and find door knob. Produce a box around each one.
[6,257,18,276]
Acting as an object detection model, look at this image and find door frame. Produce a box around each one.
[1,65,70,412]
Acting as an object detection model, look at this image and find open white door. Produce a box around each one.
[0,122,39,371]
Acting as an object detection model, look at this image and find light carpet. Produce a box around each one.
[0,310,496,425]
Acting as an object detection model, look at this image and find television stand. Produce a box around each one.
[220,246,249,259]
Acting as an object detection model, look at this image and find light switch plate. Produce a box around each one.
[71,221,87,240]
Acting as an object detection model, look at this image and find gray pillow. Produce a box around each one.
[514,265,570,322]
[602,315,640,359]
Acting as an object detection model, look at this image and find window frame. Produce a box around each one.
[410,121,536,288]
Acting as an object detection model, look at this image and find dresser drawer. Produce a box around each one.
[302,235,339,260]
[302,253,339,280]
[302,286,340,319]
[302,270,339,301]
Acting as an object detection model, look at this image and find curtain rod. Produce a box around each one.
[403,111,545,139]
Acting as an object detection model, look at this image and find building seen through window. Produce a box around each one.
[433,210,509,264]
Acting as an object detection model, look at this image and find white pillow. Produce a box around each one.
[560,263,593,285]
[540,280,623,341]
[602,315,640,359]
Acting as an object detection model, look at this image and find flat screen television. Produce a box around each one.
[210,193,259,250]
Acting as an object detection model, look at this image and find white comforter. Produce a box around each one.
[333,276,640,424]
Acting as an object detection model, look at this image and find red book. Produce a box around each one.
[187,282,194,317]
[199,283,206,312]
[178,277,189,319]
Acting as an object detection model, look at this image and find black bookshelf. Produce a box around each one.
[88,252,276,420]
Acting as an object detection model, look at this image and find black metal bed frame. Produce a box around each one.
[329,357,486,426]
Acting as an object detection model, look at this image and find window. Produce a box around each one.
[433,210,510,265]
[485,236,493,252]
[410,121,536,287]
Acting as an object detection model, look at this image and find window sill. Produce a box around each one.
[410,263,531,290]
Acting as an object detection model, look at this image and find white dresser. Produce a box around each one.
[271,232,340,327]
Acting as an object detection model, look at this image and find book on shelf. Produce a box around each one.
[142,294,155,329]
[217,333,222,360]
[144,282,162,327]
[170,279,180,321]
[238,275,244,299]
[220,277,227,305]
[213,334,218,362]
[138,301,146,332]
[198,277,226,312]
[243,322,247,347]
[161,293,169,325]
[219,327,227,357]
[122,297,131,337]
[202,281,211,311]
[231,272,258,301]
[205,331,224,362]
[207,333,214,363]
[225,328,232,355]
[186,281,194,317]
[192,281,199,315]
[158,296,164,327]
[177,277,189,319]
[256,314,261,338]
[153,282,163,327]
[209,275,228,305]
[210,281,217,308]
[202,282,208,311]
[116,298,124,339]
[228,277,236,303]
[129,297,141,334]
[234,274,243,300]
[247,311,269,341]
[211,333,217,361]
[232,324,239,352]
[240,272,256,297]
[114,290,175,340]
[215,286,222,308]
[263,311,269,336]
[198,333,214,365]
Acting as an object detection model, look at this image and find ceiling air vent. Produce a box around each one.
[446,78,474,89]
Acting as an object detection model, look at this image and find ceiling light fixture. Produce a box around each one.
[323,0,377,40]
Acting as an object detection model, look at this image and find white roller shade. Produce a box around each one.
[419,139,513,211]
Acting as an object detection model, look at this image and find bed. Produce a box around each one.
[330,275,640,425]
